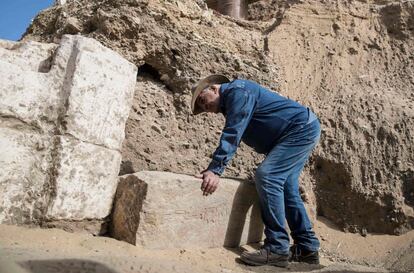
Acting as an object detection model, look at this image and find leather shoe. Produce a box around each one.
[240,248,289,267]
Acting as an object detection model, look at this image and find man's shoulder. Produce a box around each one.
[229,79,246,88]
[222,80,251,95]
[226,79,254,89]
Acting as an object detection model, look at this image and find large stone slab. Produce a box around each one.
[59,35,137,151]
[109,175,148,244]
[111,171,263,249]
[0,62,59,132]
[0,35,137,226]
[46,135,122,220]
[0,40,57,72]
[0,126,51,224]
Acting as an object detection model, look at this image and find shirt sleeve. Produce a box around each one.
[207,87,256,175]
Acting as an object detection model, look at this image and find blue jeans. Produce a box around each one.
[255,119,321,255]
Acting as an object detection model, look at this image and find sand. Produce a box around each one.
[1,217,413,273]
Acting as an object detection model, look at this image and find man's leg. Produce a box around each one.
[241,119,321,266]
[284,167,320,253]
[283,120,321,263]
[254,158,290,254]
[239,147,292,267]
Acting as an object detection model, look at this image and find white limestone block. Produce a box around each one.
[0,40,57,72]
[0,35,137,225]
[47,135,122,220]
[60,35,137,150]
[0,127,51,224]
[0,62,59,132]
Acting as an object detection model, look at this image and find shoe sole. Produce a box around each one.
[299,259,320,265]
[240,257,289,267]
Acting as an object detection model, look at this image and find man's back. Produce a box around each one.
[219,79,315,154]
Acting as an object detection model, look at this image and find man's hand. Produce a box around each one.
[195,170,220,196]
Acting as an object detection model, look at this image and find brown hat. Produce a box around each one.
[191,74,230,115]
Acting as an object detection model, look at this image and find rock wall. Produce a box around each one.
[265,0,414,234]
[0,35,137,227]
[22,0,414,235]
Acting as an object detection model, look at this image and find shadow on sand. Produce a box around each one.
[223,178,264,248]
[20,259,119,273]
[222,178,328,272]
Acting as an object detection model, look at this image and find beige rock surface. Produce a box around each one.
[0,35,137,224]
[0,127,51,225]
[111,171,263,249]
[60,35,137,150]
[46,136,122,220]
[0,39,57,72]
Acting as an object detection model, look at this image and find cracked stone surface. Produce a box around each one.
[0,35,137,225]
[112,171,263,249]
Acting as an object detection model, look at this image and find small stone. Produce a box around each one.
[63,17,82,34]
[151,124,162,134]
[360,227,368,237]
[348,47,358,55]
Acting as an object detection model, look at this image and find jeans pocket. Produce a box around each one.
[287,121,320,145]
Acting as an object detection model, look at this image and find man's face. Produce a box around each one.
[196,85,221,113]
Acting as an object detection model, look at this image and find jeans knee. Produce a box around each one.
[255,164,285,188]
[255,164,270,184]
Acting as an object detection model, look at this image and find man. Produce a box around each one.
[191,75,321,267]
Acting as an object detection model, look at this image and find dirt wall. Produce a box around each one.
[23,0,414,235]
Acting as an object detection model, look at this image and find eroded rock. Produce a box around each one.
[0,35,137,226]
[109,174,147,245]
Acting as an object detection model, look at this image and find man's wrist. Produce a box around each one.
[207,159,225,176]
[208,169,221,176]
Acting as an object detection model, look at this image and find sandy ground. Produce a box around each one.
[1,218,413,273]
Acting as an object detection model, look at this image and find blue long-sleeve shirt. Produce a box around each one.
[207,79,317,175]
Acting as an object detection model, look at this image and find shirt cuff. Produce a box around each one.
[207,160,225,176]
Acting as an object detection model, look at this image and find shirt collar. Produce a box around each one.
[219,82,230,114]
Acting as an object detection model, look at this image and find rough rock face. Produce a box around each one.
[267,1,414,235]
[24,0,414,235]
[111,171,263,248]
[109,174,148,245]
[0,35,137,226]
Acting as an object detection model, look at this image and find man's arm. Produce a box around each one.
[207,87,256,175]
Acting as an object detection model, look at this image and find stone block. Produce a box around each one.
[0,40,57,72]
[55,0,67,5]
[60,35,137,150]
[109,175,148,244]
[0,35,137,227]
[111,171,263,249]
[0,38,62,133]
[0,126,51,224]
[0,62,59,132]
[46,135,122,220]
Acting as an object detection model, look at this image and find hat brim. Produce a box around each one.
[191,74,230,115]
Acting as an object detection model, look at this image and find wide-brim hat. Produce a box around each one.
[191,74,230,115]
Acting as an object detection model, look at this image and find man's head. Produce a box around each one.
[195,84,221,113]
[191,74,230,115]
